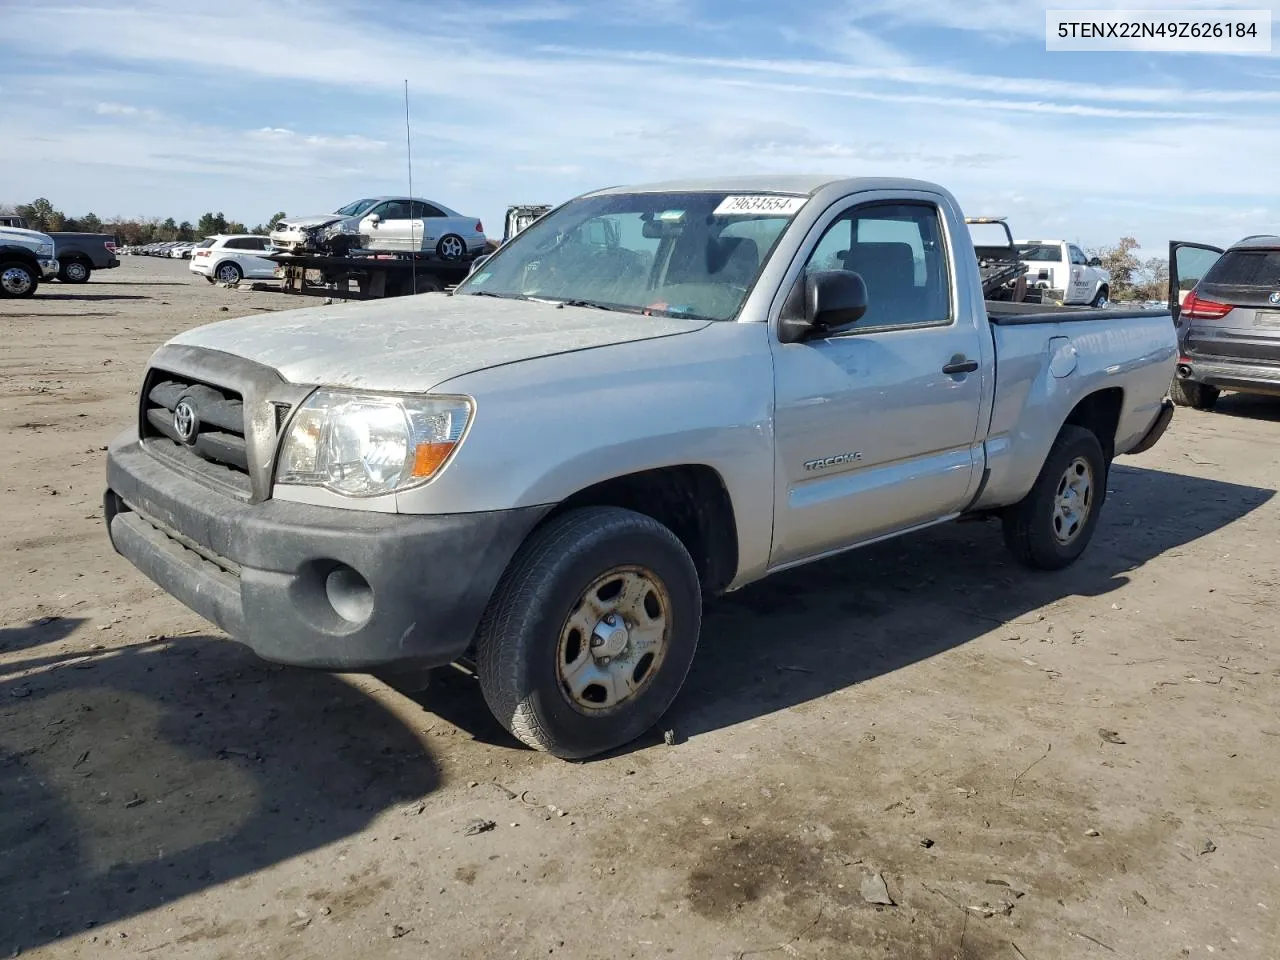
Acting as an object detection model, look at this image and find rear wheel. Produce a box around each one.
[436,234,466,261]
[0,261,38,298]
[1002,425,1107,571]
[475,507,702,759]
[215,261,243,284]
[59,259,91,283]
[1170,377,1219,410]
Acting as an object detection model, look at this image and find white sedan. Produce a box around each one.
[270,196,487,259]
[189,235,278,284]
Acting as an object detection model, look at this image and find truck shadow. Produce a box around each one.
[667,463,1273,742]
[1207,393,1280,423]
[405,464,1274,756]
[32,293,151,302]
[0,636,438,955]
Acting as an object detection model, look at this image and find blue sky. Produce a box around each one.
[2,0,1277,250]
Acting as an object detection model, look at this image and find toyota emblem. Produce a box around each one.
[173,399,199,444]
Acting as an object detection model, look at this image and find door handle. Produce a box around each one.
[942,357,979,375]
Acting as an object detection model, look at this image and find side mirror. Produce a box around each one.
[367,213,381,225]
[1088,257,1102,267]
[778,270,868,343]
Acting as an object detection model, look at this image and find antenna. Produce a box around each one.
[404,78,417,295]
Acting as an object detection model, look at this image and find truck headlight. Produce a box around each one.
[276,390,472,497]
[37,243,54,257]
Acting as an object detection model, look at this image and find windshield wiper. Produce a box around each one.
[556,298,619,312]
[461,290,526,300]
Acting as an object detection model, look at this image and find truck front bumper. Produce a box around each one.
[39,258,59,279]
[104,429,549,671]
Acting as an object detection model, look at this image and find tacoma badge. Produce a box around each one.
[804,452,862,471]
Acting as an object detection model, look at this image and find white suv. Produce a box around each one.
[190,235,277,284]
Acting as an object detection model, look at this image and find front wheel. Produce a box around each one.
[1170,377,1219,410]
[0,261,38,298]
[436,234,466,261]
[475,507,702,759]
[1090,285,1109,308]
[1002,425,1107,571]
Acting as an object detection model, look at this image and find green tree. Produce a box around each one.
[1087,237,1142,301]
[80,212,103,232]
[197,211,229,236]
[178,220,195,241]
[16,197,58,231]
[161,217,178,239]
[268,211,287,230]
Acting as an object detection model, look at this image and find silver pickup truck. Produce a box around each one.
[104,175,1177,759]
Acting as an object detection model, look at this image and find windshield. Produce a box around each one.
[334,198,377,217]
[1014,244,1063,262]
[456,191,801,321]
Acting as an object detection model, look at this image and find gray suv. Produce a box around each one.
[1170,235,1280,409]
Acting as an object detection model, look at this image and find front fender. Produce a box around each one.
[399,322,778,583]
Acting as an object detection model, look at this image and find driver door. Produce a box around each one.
[360,200,412,251]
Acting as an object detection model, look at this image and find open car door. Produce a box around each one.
[1169,241,1224,331]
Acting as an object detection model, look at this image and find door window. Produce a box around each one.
[801,202,951,329]
[411,201,446,218]
[370,201,409,220]
[1069,246,1088,265]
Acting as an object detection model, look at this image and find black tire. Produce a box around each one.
[1090,285,1109,307]
[475,506,702,759]
[436,234,467,261]
[204,275,216,284]
[0,261,38,298]
[214,261,243,284]
[1169,377,1219,410]
[58,259,92,283]
[1002,425,1107,571]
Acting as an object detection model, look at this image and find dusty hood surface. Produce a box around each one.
[168,293,712,392]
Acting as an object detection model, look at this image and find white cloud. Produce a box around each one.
[1,0,1277,249]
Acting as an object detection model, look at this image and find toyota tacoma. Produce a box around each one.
[104,175,1177,759]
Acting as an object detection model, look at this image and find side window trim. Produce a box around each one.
[790,198,955,336]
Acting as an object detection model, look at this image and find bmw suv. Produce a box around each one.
[1169,235,1280,410]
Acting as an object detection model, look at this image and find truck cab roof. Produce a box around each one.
[586,174,950,198]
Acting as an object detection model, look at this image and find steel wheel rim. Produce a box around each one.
[66,262,88,281]
[1052,456,1093,545]
[217,264,240,282]
[441,236,463,259]
[556,565,671,713]
[1,266,33,294]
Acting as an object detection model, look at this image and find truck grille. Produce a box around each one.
[141,369,252,497]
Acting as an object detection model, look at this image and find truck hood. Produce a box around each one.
[0,226,54,246]
[167,294,712,392]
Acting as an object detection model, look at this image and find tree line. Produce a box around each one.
[1085,237,1169,302]
[0,197,287,245]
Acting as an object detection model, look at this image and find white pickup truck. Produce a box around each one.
[105,175,1177,759]
[1014,238,1111,306]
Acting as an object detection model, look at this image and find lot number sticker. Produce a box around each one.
[713,195,808,216]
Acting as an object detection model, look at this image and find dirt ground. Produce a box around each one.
[2,256,1278,960]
